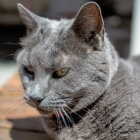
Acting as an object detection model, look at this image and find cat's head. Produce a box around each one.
[17,2,118,115]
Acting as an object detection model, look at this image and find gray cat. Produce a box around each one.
[16,2,140,140]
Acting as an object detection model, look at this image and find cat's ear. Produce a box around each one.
[17,3,40,33]
[72,2,104,44]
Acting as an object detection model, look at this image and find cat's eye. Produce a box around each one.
[25,66,34,74]
[23,66,34,80]
[52,68,69,78]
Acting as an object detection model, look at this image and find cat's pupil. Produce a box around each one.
[52,71,62,79]
[61,71,64,74]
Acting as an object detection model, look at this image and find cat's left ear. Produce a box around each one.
[17,3,41,33]
[72,2,104,45]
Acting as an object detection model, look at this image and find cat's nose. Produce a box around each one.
[30,96,43,104]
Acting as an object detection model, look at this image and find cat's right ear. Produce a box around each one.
[17,3,40,33]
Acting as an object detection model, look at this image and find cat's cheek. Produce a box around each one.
[24,89,38,108]
[21,76,33,89]
[23,76,29,83]
[24,87,31,100]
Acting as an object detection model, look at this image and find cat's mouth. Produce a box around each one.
[26,95,86,126]
[37,103,87,127]
[26,98,88,129]
[37,105,72,116]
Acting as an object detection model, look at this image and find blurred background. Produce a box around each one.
[0,0,139,86]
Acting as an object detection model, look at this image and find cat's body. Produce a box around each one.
[40,43,140,140]
[17,2,140,140]
[58,58,140,140]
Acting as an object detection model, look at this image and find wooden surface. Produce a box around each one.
[0,72,48,140]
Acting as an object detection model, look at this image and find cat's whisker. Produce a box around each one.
[0,99,25,108]
[62,108,71,128]
[12,102,28,113]
[69,101,102,127]
[0,42,21,47]
[59,109,68,128]
[22,104,30,111]
[5,101,27,117]
[3,54,16,59]
[69,101,89,112]
[62,108,73,126]
[66,106,83,119]
[55,111,59,129]
[0,97,25,108]
[16,103,29,114]
[62,108,80,137]
[61,108,71,136]
[66,105,92,129]
[55,111,62,132]
[0,42,21,58]
[69,101,93,114]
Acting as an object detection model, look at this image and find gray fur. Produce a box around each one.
[17,2,140,140]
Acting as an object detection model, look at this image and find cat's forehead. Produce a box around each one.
[30,19,78,67]
[20,18,82,68]
[31,45,73,69]
[42,19,73,37]
[47,20,66,33]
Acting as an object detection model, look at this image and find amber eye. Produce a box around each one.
[53,68,69,78]
[25,67,34,73]
[23,66,34,80]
